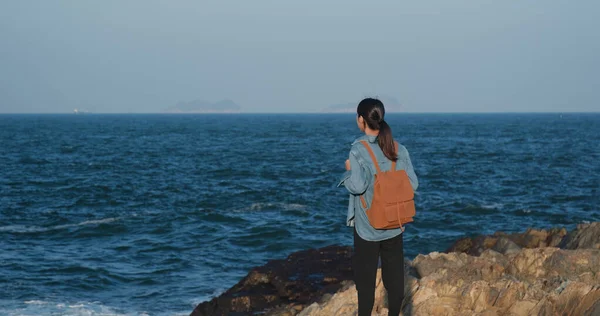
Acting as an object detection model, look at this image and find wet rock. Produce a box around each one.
[190,245,353,316]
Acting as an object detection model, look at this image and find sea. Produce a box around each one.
[1,113,599,316]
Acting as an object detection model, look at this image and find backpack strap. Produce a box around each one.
[359,141,382,174]
[360,140,400,173]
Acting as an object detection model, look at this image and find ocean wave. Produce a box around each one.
[0,300,144,316]
[0,218,120,234]
[512,209,541,217]
[454,204,500,215]
[233,202,307,212]
[480,203,504,210]
[18,156,51,165]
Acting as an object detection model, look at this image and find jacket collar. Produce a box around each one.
[352,134,378,145]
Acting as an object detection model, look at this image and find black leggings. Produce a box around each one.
[353,228,404,316]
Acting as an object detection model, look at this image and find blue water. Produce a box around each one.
[1,113,599,315]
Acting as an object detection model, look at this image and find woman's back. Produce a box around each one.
[338,97,419,316]
[344,134,418,241]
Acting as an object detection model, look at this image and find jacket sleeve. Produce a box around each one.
[342,150,369,195]
[401,147,419,191]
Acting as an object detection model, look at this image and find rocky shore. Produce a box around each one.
[191,222,600,316]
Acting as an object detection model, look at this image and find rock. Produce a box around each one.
[446,225,574,256]
[399,247,600,316]
[298,223,600,316]
[292,304,304,312]
[190,245,353,316]
[507,248,560,281]
[297,303,320,316]
[191,223,600,316]
[559,222,600,250]
[446,236,474,254]
[491,237,521,255]
[296,268,418,316]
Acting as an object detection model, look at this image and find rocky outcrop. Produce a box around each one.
[191,223,600,316]
[190,246,354,316]
[445,223,600,256]
[299,223,600,316]
[445,227,568,256]
[559,223,600,250]
[299,247,600,316]
[407,247,600,315]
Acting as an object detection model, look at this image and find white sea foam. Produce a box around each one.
[481,203,504,210]
[234,202,307,212]
[192,286,228,304]
[0,217,120,233]
[0,300,142,316]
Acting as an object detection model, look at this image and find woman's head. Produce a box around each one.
[356,98,385,132]
[356,98,398,162]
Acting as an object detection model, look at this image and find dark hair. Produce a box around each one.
[357,98,397,162]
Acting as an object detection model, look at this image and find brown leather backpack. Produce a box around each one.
[359,140,416,230]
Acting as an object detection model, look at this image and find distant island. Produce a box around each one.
[322,96,403,113]
[73,108,91,115]
[163,99,241,113]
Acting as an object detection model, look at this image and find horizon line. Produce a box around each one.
[1,111,599,115]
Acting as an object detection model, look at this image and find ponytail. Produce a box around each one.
[378,120,398,162]
[357,98,398,162]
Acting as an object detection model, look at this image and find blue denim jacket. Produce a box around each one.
[338,135,419,241]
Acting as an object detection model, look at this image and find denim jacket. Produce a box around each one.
[338,135,419,241]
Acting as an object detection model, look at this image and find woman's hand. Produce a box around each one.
[345,159,351,171]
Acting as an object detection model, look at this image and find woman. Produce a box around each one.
[339,98,418,316]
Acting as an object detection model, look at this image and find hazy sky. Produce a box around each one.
[1,1,599,113]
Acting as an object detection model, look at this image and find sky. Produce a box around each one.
[1,1,599,113]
